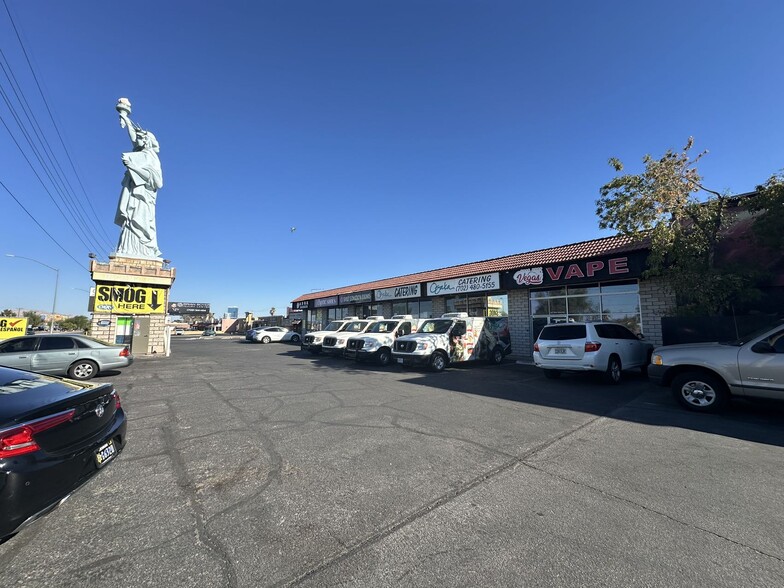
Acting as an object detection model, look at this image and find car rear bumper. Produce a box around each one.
[0,410,127,540]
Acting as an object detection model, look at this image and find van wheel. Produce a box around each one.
[604,355,622,385]
[430,352,447,372]
[671,371,729,413]
[377,348,392,367]
[543,369,561,379]
[491,346,504,365]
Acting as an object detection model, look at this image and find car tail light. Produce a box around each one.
[585,342,602,352]
[119,347,130,357]
[0,409,76,458]
[533,342,539,352]
[113,391,122,409]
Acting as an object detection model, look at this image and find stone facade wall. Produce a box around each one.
[90,257,174,356]
[380,302,393,318]
[508,289,531,360]
[639,276,675,347]
[431,297,446,317]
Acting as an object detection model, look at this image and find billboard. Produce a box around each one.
[0,317,28,340]
[168,301,210,315]
[95,284,167,314]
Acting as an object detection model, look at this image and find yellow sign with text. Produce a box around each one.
[95,284,166,314]
[0,317,28,340]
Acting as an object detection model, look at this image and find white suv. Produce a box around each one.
[533,322,653,384]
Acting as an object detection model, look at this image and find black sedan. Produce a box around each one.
[0,366,127,543]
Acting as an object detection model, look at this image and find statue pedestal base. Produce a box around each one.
[89,257,176,356]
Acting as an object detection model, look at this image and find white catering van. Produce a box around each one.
[321,317,385,356]
[392,312,511,372]
[344,315,422,366]
[301,317,359,354]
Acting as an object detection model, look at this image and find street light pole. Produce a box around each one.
[5,254,60,334]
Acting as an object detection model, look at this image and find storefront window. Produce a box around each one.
[530,281,642,336]
[391,300,433,318]
[445,294,508,317]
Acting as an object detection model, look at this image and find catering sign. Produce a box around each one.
[427,273,499,296]
[339,291,372,304]
[374,284,421,301]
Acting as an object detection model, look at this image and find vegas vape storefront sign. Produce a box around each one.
[427,273,500,296]
[505,253,648,289]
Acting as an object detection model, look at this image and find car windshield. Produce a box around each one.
[722,321,784,346]
[73,336,113,347]
[366,321,398,333]
[419,320,452,334]
[344,321,370,332]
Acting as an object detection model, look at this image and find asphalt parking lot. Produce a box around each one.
[2,336,783,587]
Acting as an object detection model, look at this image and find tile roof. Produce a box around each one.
[292,234,649,303]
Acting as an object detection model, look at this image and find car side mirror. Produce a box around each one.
[636,333,645,340]
[751,341,775,354]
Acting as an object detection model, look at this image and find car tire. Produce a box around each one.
[68,359,98,380]
[290,334,300,343]
[543,369,561,379]
[377,348,392,367]
[490,346,504,365]
[430,351,447,372]
[671,371,729,413]
[261,336,271,344]
[604,355,622,385]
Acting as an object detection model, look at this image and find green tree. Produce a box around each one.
[749,173,784,251]
[24,310,44,327]
[59,315,90,332]
[597,138,760,315]
[1,309,15,317]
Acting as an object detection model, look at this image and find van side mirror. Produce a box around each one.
[751,341,775,354]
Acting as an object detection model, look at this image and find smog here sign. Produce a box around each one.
[95,285,166,314]
[0,318,28,340]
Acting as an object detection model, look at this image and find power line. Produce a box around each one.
[0,111,98,253]
[0,78,108,254]
[0,178,86,270]
[0,51,113,252]
[2,0,115,248]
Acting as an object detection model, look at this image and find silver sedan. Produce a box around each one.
[0,334,133,380]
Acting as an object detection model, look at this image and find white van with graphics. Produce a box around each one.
[322,317,385,356]
[301,317,359,354]
[345,315,421,366]
[392,313,511,372]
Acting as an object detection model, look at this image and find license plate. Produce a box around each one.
[397,358,403,364]
[95,439,117,467]
[553,348,567,355]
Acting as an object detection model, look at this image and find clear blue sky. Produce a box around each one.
[1,0,782,317]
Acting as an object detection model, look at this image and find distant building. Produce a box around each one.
[227,306,239,319]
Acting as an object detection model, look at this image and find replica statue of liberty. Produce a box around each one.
[114,98,163,259]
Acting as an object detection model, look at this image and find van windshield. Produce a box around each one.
[366,321,398,333]
[344,321,370,332]
[419,319,452,334]
[325,322,344,331]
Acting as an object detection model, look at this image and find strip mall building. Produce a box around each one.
[291,235,674,360]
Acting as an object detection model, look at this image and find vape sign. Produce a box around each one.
[513,267,543,286]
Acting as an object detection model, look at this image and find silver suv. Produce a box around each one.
[533,322,653,384]
[648,321,784,412]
